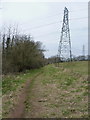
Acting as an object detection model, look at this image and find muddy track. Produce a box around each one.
[8,72,41,118]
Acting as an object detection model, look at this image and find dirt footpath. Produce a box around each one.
[23,65,88,118]
[7,63,88,118]
[8,73,41,118]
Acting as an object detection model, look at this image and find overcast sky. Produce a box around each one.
[0,1,88,58]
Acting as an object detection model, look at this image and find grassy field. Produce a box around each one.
[2,61,89,118]
[2,68,42,117]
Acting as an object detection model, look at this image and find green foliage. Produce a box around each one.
[2,30,45,74]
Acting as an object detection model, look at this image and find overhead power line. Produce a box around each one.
[22,16,88,32]
[19,8,87,25]
[34,8,87,21]
[33,26,87,39]
[34,31,59,38]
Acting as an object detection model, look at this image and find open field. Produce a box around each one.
[2,61,89,118]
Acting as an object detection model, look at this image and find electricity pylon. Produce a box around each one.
[82,45,85,60]
[58,7,72,62]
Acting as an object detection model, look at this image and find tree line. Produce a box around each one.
[1,27,45,74]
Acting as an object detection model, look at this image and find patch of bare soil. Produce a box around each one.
[8,72,41,118]
[24,67,88,118]
[5,65,88,118]
[24,74,66,118]
[8,79,30,118]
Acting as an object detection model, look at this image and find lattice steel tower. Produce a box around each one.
[58,7,72,61]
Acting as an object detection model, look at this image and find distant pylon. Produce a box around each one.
[58,7,72,62]
[83,45,85,56]
[82,45,85,60]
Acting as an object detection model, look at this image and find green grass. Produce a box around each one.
[2,68,43,117]
[60,61,88,75]
[23,61,88,118]
[2,61,89,118]
[2,68,42,95]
